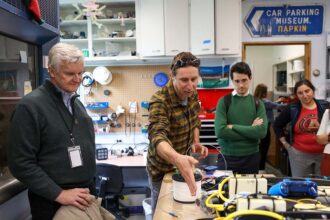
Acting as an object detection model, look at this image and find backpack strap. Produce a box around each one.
[224,94,232,114]
[254,98,260,112]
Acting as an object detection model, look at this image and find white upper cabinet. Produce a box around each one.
[190,0,215,55]
[137,0,215,57]
[59,1,136,59]
[164,0,189,56]
[215,0,241,55]
[136,0,165,56]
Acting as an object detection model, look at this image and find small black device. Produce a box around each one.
[96,148,108,160]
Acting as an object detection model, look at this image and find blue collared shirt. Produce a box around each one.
[54,85,76,114]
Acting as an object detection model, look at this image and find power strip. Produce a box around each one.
[236,197,286,212]
[228,177,268,199]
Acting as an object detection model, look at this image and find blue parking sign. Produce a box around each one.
[245,5,323,37]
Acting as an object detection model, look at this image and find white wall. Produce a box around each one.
[272,45,305,63]
[246,45,305,93]
[246,46,274,91]
[242,0,330,99]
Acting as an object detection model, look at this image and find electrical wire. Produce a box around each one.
[201,177,219,191]
[128,112,131,135]
[319,189,330,206]
[221,209,285,220]
[205,176,330,219]
[185,144,227,170]
[108,142,121,156]
[205,176,231,214]
[205,191,225,211]
[133,142,149,151]
[217,176,230,202]
[132,111,136,147]
[280,197,302,205]
[207,144,227,171]
[297,198,321,204]
[124,112,131,136]
[109,142,120,150]
[82,72,95,87]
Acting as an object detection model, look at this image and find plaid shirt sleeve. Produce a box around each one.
[148,100,173,149]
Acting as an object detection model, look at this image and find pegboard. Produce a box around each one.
[84,65,170,134]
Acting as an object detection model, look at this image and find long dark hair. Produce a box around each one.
[254,83,268,99]
[293,79,315,95]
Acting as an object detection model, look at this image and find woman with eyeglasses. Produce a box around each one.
[146,52,208,214]
[254,83,286,172]
[273,79,330,177]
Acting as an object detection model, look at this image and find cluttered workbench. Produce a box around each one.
[153,170,330,220]
[154,173,212,220]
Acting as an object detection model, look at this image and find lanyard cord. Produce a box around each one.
[45,87,79,146]
[55,95,79,146]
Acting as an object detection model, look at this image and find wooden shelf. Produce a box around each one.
[59,0,136,59]
[96,18,135,24]
[289,70,304,74]
[273,55,305,94]
[60,20,87,26]
[60,39,88,43]
[93,37,136,42]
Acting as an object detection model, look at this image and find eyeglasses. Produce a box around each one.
[233,78,249,84]
[171,58,200,72]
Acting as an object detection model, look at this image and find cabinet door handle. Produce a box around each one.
[202,48,210,51]
[221,48,230,51]
[152,50,160,53]
[170,50,179,52]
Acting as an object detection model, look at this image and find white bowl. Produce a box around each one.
[93,66,112,85]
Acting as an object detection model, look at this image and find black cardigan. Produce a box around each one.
[8,80,96,201]
[273,99,330,144]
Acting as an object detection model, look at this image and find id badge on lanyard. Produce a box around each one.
[68,137,83,168]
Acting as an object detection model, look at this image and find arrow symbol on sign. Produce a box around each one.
[250,10,263,32]
[245,8,265,36]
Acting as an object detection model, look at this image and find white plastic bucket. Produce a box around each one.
[142,198,152,220]
[172,173,202,203]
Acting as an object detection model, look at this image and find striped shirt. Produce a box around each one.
[147,80,201,181]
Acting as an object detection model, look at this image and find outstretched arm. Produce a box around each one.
[156,141,198,196]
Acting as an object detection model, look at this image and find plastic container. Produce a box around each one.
[172,173,202,203]
[142,198,152,220]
